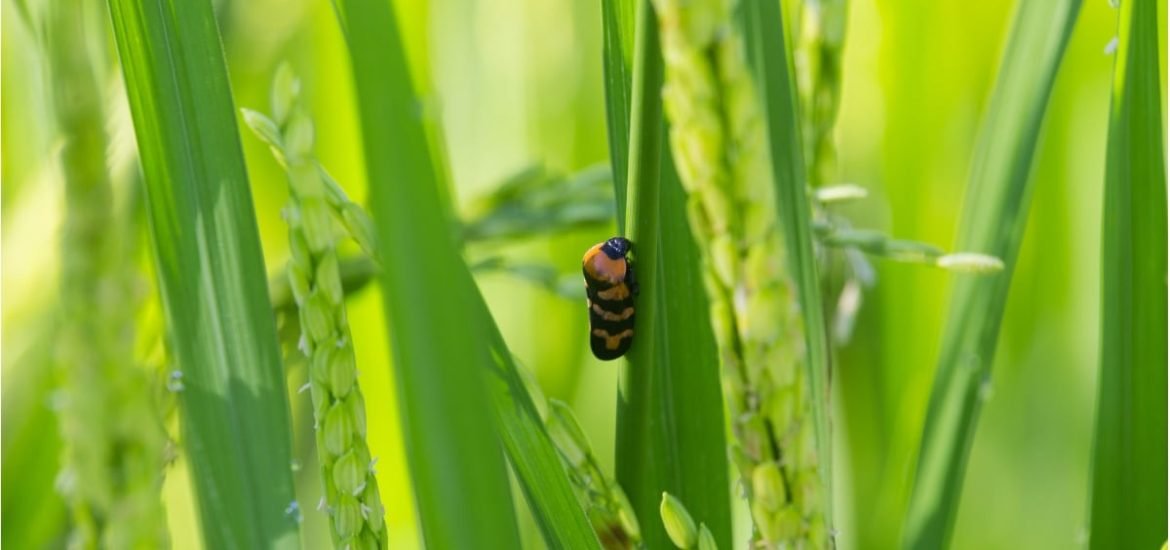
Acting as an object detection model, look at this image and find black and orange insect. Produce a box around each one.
[582,237,638,360]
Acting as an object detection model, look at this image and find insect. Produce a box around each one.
[582,237,638,360]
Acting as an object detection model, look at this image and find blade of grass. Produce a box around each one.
[608,1,733,547]
[479,301,604,548]
[331,0,595,547]
[742,0,835,533]
[900,3,1082,548]
[333,0,520,546]
[602,0,636,225]
[1088,0,1167,547]
[104,0,301,546]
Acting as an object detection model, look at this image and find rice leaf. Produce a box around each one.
[331,0,604,547]
[331,0,521,546]
[901,3,1082,548]
[479,301,604,549]
[1088,0,1167,546]
[607,2,733,547]
[105,0,301,546]
[602,0,637,226]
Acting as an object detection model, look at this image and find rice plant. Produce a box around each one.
[1,0,1164,549]
[1089,0,1167,547]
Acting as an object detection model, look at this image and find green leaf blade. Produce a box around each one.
[105,0,300,546]
[602,0,636,225]
[333,0,529,547]
[480,304,604,549]
[1089,0,1168,547]
[609,2,732,548]
[901,2,1082,548]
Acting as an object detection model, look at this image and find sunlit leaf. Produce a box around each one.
[106,0,301,545]
[1089,0,1167,547]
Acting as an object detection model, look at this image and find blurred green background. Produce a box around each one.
[1,0,1155,548]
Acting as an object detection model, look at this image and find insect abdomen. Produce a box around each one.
[585,281,635,360]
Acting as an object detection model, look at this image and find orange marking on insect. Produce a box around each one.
[597,284,630,301]
[592,328,634,350]
[591,303,635,321]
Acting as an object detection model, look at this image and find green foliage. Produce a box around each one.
[333,1,608,547]
[267,163,615,313]
[1089,0,1168,547]
[602,0,637,223]
[605,1,732,548]
[478,310,604,548]
[525,373,640,547]
[902,2,1082,548]
[3,1,1159,549]
[252,71,606,547]
[329,0,522,547]
[105,0,301,546]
